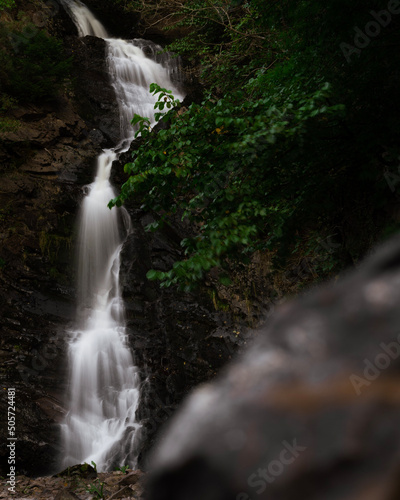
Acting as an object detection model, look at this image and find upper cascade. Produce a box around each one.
[60,0,109,38]
[107,38,184,148]
[61,0,185,151]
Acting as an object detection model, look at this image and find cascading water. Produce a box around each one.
[60,0,184,470]
[60,0,108,38]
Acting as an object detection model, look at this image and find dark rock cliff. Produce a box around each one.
[119,205,253,466]
[0,1,118,476]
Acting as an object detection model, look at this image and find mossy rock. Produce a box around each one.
[54,463,97,479]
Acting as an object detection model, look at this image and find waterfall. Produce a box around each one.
[60,0,184,471]
[60,0,109,38]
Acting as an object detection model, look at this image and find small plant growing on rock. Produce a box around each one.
[86,479,105,499]
[115,464,129,473]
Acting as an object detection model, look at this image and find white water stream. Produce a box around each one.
[60,0,184,470]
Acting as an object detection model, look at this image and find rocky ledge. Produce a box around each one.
[0,465,144,500]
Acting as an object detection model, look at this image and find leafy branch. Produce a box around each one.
[110,80,346,290]
[130,82,181,138]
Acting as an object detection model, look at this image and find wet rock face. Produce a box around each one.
[0,5,114,474]
[119,206,251,468]
[68,35,120,146]
[0,0,125,476]
[0,94,102,475]
[145,234,400,500]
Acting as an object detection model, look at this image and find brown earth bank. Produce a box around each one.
[1,465,144,499]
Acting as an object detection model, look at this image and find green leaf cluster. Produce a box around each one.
[110,81,346,289]
[109,0,400,288]
[0,22,72,103]
[130,83,181,138]
[0,94,19,133]
[0,0,15,11]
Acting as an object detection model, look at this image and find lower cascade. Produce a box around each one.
[61,149,141,470]
[59,0,184,470]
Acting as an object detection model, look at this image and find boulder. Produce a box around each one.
[145,233,400,500]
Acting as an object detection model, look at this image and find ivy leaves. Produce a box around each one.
[129,83,181,139]
[0,0,15,10]
[109,82,346,290]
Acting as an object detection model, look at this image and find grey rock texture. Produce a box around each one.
[145,234,400,500]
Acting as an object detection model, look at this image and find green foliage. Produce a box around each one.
[110,82,346,289]
[130,83,181,137]
[85,462,103,498]
[0,27,72,103]
[109,0,400,289]
[86,480,105,498]
[0,117,19,133]
[114,464,129,473]
[0,94,19,133]
[0,0,15,10]
[165,0,274,93]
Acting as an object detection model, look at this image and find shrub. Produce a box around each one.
[1,28,72,103]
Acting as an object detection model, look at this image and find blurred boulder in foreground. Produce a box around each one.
[145,234,400,500]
